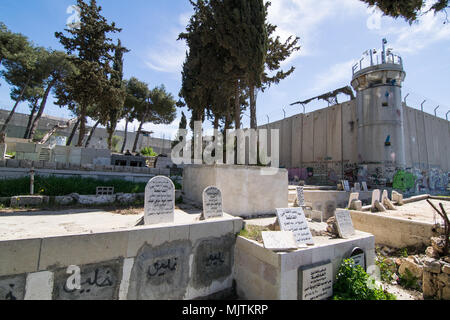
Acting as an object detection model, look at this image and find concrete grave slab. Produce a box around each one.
[262,231,298,252]
[144,176,175,225]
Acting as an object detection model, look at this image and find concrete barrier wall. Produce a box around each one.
[0,216,244,300]
[349,210,439,249]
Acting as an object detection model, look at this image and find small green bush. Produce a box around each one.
[141,147,158,157]
[333,259,396,300]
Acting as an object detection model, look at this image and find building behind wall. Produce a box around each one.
[0,110,173,155]
[259,41,450,191]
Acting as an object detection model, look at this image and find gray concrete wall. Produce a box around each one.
[260,101,449,189]
[0,214,244,300]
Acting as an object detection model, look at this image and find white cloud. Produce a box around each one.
[144,12,191,73]
[310,59,356,94]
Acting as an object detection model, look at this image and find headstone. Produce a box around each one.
[276,208,314,247]
[296,186,305,207]
[392,191,404,205]
[202,186,223,219]
[334,209,356,238]
[381,190,389,203]
[362,182,369,192]
[374,200,387,212]
[144,176,175,225]
[350,247,366,271]
[347,192,360,209]
[298,261,333,300]
[262,231,298,252]
[350,200,363,211]
[371,189,381,208]
[354,182,361,192]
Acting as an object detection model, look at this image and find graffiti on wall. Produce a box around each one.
[393,170,416,192]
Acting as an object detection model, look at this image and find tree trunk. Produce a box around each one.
[250,85,257,129]
[0,76,31,142]
[132,119,145,153]
[84,119,100,148]
[28,80,56,140]
[76,114,87,147]
[107,122,116,151]
[40,118,78,145]
[120,119,129,154]
[24,103,38,139]
[234,80,241,130]
[213,114,220,130]
[67,117,81,146]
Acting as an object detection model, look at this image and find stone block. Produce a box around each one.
[15,143,36,153]
[442,263,450,274]
[423,271,437,298]
[350,200,363,211]
[38,231,128,270]
[54,195,75,206]
[43,162,57,170]
[10,196,49,207]
[6,159,19,168]
[424,259,442,274]
[19,160,33,168]
[0,239,42,276]
[32,161,44,169]
[189,220,234,245]
[0,274,26,300]
[76,195,116,205]
[0,160,6,167]
[398,258,423,279]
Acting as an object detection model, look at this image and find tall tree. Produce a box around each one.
[132,85,177,153]
[55,0,122,147]
[172,111,187,148]
[361,0,449,23]
[28,51,75,140]
[0,43,38,142]
[0,22,30,69]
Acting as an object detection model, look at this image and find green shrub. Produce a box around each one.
[141,147,158,157]
[0,176,146,197]
[333,259,396,300]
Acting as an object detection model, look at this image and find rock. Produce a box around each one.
[431,237,446,255]
[399,258,423,279]
[116,193,137,204]
[426,246,440,259]
[54,195,75,206]
[395,258,403,266]
[423,259,442,274]
[423,271,437,298]
[326,217,339,236]
[374,200,387,212]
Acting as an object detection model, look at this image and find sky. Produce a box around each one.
[0,0,449,141]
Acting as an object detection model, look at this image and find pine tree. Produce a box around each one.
[55,0,122,147]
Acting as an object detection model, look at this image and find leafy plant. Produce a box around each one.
[141,146,158,157]
[333,259,396,300]
[375,256,396,283]
[398,268,421,291]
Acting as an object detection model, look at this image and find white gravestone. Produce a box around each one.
[262,231,298,252]
[371,189,381,208]
[202,186,223,219]
[276,208,314,247]
[299,261,333,300]
[144,176,175,225]
[381,190,389,203]
[347,192,360,209]
[296,186,305,207]
[362,182,368,192]
[334,209,356,238]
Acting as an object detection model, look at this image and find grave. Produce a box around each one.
[276,208,314,247]
[334,209,356,239]
[362,182,369,192]
[202,186,223,220]
[371,189,381,208]
[144,176,175,225]
[349,247,366,271]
